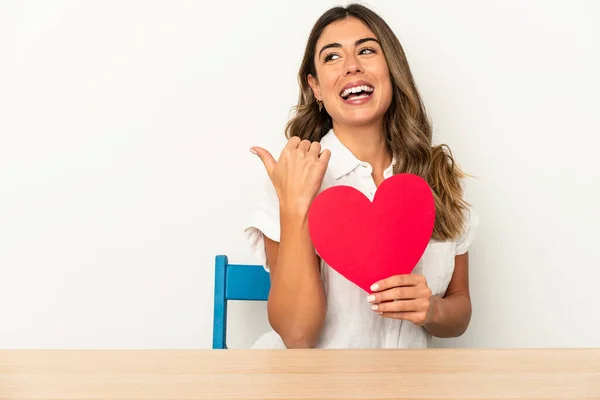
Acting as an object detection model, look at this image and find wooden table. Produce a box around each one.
[1,349,599,399]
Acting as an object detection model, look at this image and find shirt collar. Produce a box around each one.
[320,129,396,180]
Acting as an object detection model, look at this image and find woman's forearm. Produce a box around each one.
[267,208,326,348]
[423,293,472,338]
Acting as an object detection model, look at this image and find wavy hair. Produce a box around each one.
[284,3,469,241]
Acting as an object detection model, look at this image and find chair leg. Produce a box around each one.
[213,255,228,349]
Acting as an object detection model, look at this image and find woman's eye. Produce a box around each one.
[324,53,340,62]
[360,47,376,55]
[323,47,375,62]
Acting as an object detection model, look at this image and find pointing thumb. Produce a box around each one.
[250,147,276,179]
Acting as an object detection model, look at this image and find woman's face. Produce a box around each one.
[308,17,393,129]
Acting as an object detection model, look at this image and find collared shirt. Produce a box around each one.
[244,129,479,349]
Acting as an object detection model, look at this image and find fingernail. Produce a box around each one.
[249,148,258,155]
[367,295,375,302]
[370,284,379,291]
[371,304,378,310]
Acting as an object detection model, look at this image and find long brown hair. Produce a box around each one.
[285,3,469,241]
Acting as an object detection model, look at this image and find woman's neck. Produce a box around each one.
[332,122,393,177]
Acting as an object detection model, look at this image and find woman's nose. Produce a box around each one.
[344,54,363,75]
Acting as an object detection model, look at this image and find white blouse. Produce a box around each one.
[244,129,479,349]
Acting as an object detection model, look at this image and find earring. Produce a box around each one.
[317,99,323,112]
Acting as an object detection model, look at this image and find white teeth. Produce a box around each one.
[341,85,374,98]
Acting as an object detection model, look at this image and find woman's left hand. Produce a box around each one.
[367,274,437,326]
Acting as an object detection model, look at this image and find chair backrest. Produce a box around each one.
[212,255,271,349]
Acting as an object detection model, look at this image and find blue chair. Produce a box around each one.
[212,255,271,349]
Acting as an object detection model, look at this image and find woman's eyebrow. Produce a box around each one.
[318,37,380,57]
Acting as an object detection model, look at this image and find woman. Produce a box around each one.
[245,3,478,349]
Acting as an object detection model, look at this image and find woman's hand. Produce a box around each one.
[367,274,437,326]
[251,137,331,215]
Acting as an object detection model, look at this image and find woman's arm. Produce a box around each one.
[423,252,472,337]
[264,209,326,349]
[251,138,331,349]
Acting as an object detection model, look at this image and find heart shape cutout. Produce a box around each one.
[308,173,435,293]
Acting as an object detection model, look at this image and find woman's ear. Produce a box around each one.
[308,74,321,101]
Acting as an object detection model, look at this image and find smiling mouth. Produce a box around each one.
[340,85,374,101]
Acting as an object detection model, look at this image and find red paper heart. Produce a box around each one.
[308,173,435,293]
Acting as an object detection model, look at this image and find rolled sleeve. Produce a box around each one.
[244,179,280,272]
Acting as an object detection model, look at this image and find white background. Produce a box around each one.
[1,0,599,349]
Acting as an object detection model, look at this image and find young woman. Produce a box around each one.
[245,4,478,349]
